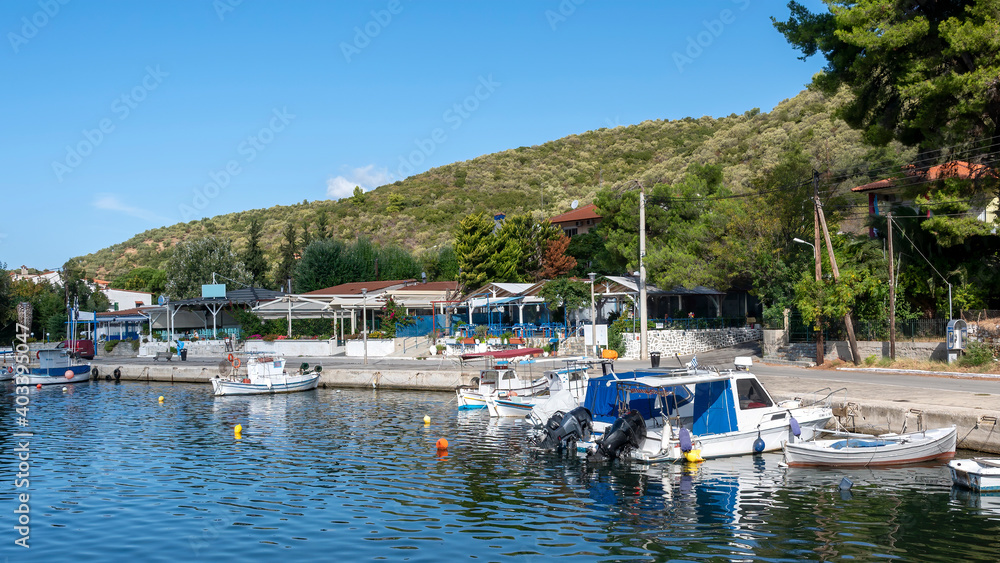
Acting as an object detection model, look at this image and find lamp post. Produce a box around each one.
[588,272,597,357]
[792,237,815,250]
[361,288,368,365]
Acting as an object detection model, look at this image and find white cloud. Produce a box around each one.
[93,193,169,223]
[326,164,393,199]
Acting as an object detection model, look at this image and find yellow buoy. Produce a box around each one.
[158,396,164,403]
[684,449,704,463]
[423,415,431,425]
[234,424,242,440]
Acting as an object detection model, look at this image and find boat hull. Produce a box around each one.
[212,373,320,396]
[486,395,535,417]
[783,426,957,467]
[949,458,1000,492]
[26,364,91,385]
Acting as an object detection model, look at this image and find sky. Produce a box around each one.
[1,0,829,271]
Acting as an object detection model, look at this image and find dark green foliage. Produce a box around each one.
[959,341,994,368]
[294,237,421,293]
[111,267,167,294]
[274,224,297,291]
[242,218,269,288]
[164,237,249,299]
[538,278,590,324]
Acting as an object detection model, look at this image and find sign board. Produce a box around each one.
[201,284,227,299]
[584,324,608,347]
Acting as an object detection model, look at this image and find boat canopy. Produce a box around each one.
[584,373,694,423]
[692,380,738,435]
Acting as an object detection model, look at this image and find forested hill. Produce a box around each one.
[75,87,904,278]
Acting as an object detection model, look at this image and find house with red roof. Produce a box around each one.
[851,160,998,235]
[549,203,602,237]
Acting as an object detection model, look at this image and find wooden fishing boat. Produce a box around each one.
[782,426,957,467]
[211,355,320,396]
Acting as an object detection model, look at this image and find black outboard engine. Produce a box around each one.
[590,410,647,461]
[531,407,593,451]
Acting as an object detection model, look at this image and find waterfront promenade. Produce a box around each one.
[90,345,1000,453]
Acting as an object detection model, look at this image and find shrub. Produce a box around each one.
[104,340,120,353]
[959,341,994,368]
[864,354,878,366]
[131,339,140,351]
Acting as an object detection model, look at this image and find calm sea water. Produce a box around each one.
[1,381,998,562]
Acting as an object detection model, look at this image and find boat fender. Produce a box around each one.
[789,416,801,437]
[113,367,122,381]
[243,378,250,384]
[91,367,99,379]
[684,449,704,463]
[753,433,765,453]
[678,428,693,453]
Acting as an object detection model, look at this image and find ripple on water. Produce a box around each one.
[2,381,999,561]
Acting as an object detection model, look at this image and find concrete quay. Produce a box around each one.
[90,349,1000,454]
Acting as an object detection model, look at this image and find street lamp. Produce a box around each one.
[361,289,371,362]
[588,272,597,357]
[792,237,815,250]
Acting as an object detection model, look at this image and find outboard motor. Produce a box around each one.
[531,407,593,451]
[590,410,647,461]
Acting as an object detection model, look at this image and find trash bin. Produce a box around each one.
[180,349,188,361]
[650,351,661,368]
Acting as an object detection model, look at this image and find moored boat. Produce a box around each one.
[26,349,91,385]
[949,458,1000,492]
[456,348,546,409]
[782,426,957,467]
[577,366,834,463]
[485,359,591,417]
[212,355,320,396]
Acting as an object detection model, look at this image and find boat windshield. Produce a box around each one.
[736,378,773,409]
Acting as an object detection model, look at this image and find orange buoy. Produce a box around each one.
[436,438,449,451]
[65,370,75,379]
[36,384,42,389]
[232,358,241,369]
[227,353,234,362]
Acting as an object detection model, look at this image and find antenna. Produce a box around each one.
[571,200,579,209]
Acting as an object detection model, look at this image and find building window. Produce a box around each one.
[565,227,578,237]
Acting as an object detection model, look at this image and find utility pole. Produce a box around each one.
[814,177,861,365]
[639,183,648,361]
[813,172,824,365]
[887,213,896,360]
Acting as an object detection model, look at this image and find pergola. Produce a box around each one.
[159,287,287,341]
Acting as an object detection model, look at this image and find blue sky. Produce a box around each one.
[1,0,828,270]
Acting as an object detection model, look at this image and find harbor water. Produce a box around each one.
[2,381,998,561]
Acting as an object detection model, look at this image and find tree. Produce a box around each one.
[165,237,249,299]
[274,224,297,291]
[537,232,577,279]
[294,237,422,293]
[294,238,347,293]
[455,212,496,290]
[352,186,365,206]
[421,245,459,281]
[538,278,590,324]
[773,1,1000,151]
[0,261,13,341]
[315,211,330,240]
[242,218,269,288]
[61,258,110,312]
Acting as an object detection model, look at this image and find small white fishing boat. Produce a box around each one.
[25,349,91,385]
[949,458,1000,492]
[486,360,590,418]
[782,426,957,467]
[211,355,320,396]
[456,348,547,409]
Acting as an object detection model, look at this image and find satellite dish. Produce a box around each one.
[571,200,579,209]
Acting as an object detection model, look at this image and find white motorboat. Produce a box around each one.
[782,426,957,467]
[949,458,1000,492]
[25,349,91,385]
[456,348,547,409]
[575,366,834,463]
[485,359,590,418]
[211,355,320,396]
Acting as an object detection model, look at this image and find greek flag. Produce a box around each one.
[690,355,698,368]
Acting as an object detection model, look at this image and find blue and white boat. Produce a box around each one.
[211,355,320,396]
[574,365,833,463]
[26,349,91,385]
[485,358,591,418]
[950,458,1000,492]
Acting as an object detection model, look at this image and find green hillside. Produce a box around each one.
[75,87,909,279]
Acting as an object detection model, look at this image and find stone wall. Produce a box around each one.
[827,340,947,362]
[622,327,762,359]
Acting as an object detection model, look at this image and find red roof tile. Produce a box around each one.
[549,203,601,224]
[302,279,414,296]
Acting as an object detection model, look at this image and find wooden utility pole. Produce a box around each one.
[813,172,824,365]
[887,213,896,360]
[814,186,861,365]
[639,183,648,361]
